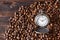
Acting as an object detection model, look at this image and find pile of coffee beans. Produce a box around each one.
[5,1,60,40]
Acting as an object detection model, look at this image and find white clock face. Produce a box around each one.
[35,14,49,27]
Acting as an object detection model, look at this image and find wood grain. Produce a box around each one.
[0,0,60,40]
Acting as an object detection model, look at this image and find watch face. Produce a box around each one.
[35,14,50,27]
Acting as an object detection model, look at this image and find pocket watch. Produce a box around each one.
[35,10,50,33]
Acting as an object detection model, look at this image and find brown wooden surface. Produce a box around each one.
[0,0,60,40]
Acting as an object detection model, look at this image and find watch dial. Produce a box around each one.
[35,14,49,27]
